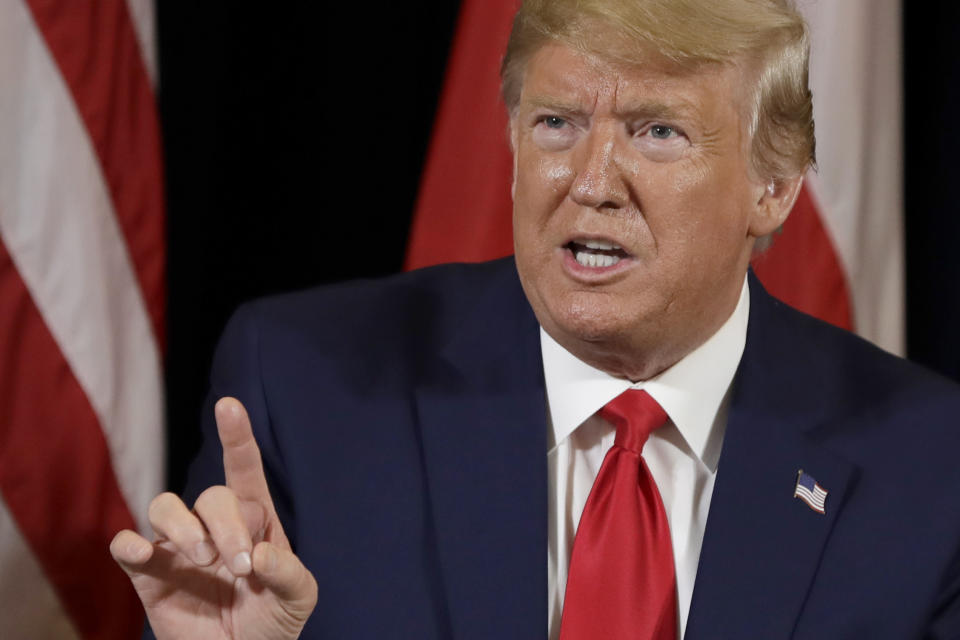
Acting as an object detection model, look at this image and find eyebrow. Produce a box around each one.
[615,100,697,121]
[523,95,698,122]
[524,96,588,115]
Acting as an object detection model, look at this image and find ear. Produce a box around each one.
[748,173,804,238]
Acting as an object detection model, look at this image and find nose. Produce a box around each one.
[569,125,629,210]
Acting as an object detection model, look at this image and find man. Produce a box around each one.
[112,0,960,638]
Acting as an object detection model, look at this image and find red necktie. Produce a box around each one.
[559,389,678,640]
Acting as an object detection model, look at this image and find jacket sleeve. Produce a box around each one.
[180,300,295,542]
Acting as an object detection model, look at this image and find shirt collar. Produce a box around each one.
[541,276,750,469]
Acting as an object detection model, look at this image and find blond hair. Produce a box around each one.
[501,0,815,181]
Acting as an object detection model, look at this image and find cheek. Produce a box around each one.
[662,161,749,240]
[669,158,711,193]
[514,151,574,216]
[543,159,574,196]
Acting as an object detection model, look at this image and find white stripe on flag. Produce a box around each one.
[0,502,81,640]
[802,0,904,354]
[795,487,826,510]
[0,0,163,532]
[124,0,158,85]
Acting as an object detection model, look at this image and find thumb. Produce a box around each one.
[252,541,318,620]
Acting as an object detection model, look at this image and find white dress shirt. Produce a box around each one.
[543,277,750,640]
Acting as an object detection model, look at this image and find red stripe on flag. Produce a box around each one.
[405,0,519,270]
[24,0,166,350]
[0,240,142,639]
[751,184,854,330]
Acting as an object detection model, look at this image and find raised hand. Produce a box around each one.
[110,397,318,639]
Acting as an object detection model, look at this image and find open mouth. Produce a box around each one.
[565,240,631,268]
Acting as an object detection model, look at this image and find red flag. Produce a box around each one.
[751,185,853,330]
[0,0,165,637]
[405,0,519,270]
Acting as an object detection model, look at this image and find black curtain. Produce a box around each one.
[903,3,960,384]
[158,2,960,492]
[158,2,461,490]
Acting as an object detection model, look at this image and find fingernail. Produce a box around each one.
[232,551,252,575]
[193,541,216,565]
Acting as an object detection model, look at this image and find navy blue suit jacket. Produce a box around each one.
[182,257,960,639]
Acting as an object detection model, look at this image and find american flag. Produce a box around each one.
[794,471,828,514]
[0,0,164,637]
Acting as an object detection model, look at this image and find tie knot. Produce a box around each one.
[598,389,668,453]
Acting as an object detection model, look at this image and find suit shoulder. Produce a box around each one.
[754,288,960,425]
[243,257,514,336]
[788,296,954,385]
[219,258,520,380]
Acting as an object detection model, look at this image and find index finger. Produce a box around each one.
[215,397,274,508]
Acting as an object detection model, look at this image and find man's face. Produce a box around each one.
[511,43,791,380]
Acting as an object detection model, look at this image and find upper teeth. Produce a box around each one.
[583,240,620,250]
[576,252,620,268]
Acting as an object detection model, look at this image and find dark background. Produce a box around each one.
[157,2,960,493]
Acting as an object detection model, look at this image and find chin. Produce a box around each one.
[544,293,639,345]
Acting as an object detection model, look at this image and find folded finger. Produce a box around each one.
[109,529,155,575]
[147,492,218,566]
[193,485,253,577]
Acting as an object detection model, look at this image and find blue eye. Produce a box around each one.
[650,124,675,139]
[543,116,566,129]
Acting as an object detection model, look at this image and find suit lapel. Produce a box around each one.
[685,275,859,639]
[415,262,548,640]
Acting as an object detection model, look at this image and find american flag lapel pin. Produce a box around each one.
[794,469,828,514]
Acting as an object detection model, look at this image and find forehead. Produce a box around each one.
[519,42,749,120]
